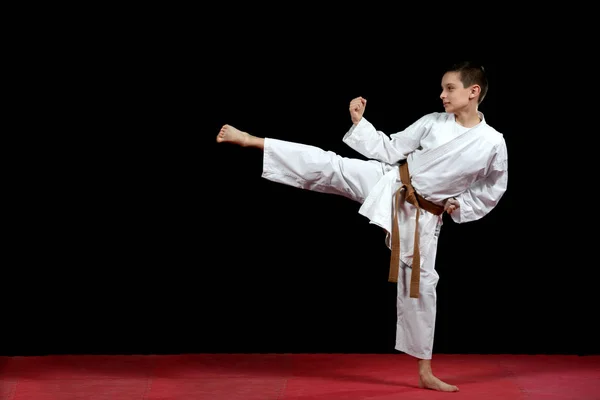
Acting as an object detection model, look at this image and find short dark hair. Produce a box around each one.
[446,61,488,104]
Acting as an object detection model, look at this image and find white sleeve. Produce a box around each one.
[342,114,433,164]
[450,141,508,223]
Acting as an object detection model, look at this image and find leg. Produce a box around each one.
[396,219,458,392]
[216,124,389,203]
[217,124,457,389]
[262,138,389,203]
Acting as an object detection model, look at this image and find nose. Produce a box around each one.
[440,91,446,100]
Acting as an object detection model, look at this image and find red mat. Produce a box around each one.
[1,353,598,399]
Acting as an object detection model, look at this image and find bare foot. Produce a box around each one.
[418,373,459,392]
[216,124,250,147]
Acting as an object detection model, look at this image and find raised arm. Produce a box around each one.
[343,114,432,164]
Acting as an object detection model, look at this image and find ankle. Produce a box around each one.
[417,360,432,377]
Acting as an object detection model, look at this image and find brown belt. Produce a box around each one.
[389,162,444,298]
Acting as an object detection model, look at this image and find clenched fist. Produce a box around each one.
[444,197,460,214]
[349,96,367,124]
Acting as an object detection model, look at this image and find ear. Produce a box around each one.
[469,85,481,100]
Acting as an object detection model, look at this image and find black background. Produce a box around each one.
[3,11,596,357]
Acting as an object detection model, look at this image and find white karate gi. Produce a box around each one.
[261,111,508,359]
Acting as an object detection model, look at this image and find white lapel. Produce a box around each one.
[409,112,486,175]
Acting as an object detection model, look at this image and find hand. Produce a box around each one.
[349,96,367,124]
[444,197,460,214]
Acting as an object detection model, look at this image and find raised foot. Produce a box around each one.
[216,124,249,146]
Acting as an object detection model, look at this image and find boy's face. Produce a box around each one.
[440,71,477,112]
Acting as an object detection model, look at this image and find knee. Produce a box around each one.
[420,269,439,288]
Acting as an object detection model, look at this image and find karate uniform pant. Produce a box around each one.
[262,138,440,360]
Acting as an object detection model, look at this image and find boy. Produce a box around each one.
[216,61,508,392]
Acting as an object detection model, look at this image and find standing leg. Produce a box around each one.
[396,218,459,392]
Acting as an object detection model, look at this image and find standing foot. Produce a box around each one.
[418,373,459,392]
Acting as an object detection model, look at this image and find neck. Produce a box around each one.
[453,107,481,128]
